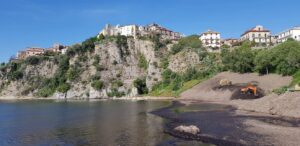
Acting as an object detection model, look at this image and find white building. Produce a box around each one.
[199,30,221,52]
[98,23,182,40]
[277,26,300,43]
[99,24,139,38]
[240,25,271,46]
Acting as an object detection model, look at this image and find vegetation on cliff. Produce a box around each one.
[1,33,300,98]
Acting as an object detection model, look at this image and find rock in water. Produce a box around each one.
[174,125,200,135]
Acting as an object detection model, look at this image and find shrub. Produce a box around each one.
[113,60,118,65]
[160,57,169,69]
[107,88,125,97]
[133,78,148,94]
[273,86,288,95]
[25,56,40,65]
[78,55,88,62]
[93,55,100,65]
[112,80,123,88]
[91,80,104,90]
[171,35,202,54]
[150,33,164,51]
[37,87,55,97]
[138,54,148,70]
[57,83,71,93]
[116,34,129,58]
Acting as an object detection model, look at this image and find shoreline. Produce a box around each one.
[0,95,175,101]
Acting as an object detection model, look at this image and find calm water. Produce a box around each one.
[0,100,210,146]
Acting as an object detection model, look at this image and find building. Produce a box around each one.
[277,26,300,43]
[222,38,239,47]
[98,23,182,40]
[99,24,139,38]
[17,47,45,59]
[48,44,68,54]
[145,23,181,40]
[199,30,221,52]
[16,51,27,60]
[240,25,271,46]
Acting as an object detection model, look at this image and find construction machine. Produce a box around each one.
[241,84,257,96]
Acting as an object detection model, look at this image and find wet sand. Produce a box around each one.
[152,101,300,146]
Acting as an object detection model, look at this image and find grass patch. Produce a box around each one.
[149,79,204,97]
[291,70,300,86]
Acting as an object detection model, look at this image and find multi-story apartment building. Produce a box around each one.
[199,30,221,52]
[277,26,300,43]
[240,25,271,46]
[98,23,182,40]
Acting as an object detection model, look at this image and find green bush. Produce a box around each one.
[133,78,148,95]
[37,87,56,97]
[7,62,24,81]
[116,34,129,58]
[25,56,41,65]
[171,35,202,54]
[112,80,123,88]
[91,80,104,90]
[93,55,100,66]
[107,88,125,97]
[57,83,71,93]
[273,86,288,95]
[138,54,148,70]
[67,66,81,81]
[160,57,169,69]
[291,70,300,86]
[150,33,165,51]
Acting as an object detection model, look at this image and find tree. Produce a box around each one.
[221,46,255,73]
[254,50,274,74]
[270,39,300,75]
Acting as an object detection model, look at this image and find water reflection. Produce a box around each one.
[0,100,209,146]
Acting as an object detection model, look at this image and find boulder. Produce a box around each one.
[295,84,300,91]
[174,125,200,135]
[219,79,232,86]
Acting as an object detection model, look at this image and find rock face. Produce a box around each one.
[168,49,200,73]
[174,125,200,135]
[0,38,168,99]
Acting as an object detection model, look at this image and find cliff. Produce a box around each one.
[0,36,204,99]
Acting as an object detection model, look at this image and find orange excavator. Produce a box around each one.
[241,84,258,96]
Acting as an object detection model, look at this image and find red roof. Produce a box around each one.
[241,29,270,36]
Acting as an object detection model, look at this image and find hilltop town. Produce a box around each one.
[1,21,300,145]
[13,23,300,60]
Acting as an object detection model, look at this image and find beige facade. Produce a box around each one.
[17,48,45,59]
[240,25,271,46]
[48,44,68,54]
[222,38,239,47]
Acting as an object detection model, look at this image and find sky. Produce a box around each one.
[0,0,300,62]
